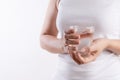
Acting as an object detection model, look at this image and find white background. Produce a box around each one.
[0,0,58,80]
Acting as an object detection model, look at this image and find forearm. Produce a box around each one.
[107,39,120,55]
[40,35,64,54]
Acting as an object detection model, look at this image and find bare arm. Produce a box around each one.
[40,0,64,54]
[107,39,120,55]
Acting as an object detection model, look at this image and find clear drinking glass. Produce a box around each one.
[73,25,95,51]
[62,25,95,54]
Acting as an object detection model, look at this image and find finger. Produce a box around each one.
[65,39,80,45]
[77,52,85,64]
[69,50,81,64]
[77,51,98,64]
[79,47,90,57]
[69,49,80,64]
[85,51,99,63]
[75,52,84,64]
[68,49,76,58]
[65,29,75,34]
[80,29,93,38]
[65,34,80,39]
[68,46,77,51]
[80,33,93,38]
[73,52,81,64]
[91,50,98,55]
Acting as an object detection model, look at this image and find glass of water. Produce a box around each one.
[62,25,95,55]
[70,25,95,57]
[73,25,95,50]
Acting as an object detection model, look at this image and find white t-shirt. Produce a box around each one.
[52,0,120,80]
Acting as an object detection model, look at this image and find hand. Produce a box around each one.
[64,28,80,46]
[62,28,80,53]
[64,27,92,46]
[68,38,109,64]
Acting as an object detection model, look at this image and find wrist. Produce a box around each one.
[59,38,68,53]
[103,38,111,50]
[98,38,110,50]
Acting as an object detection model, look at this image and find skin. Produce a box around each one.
[40,0,120,64]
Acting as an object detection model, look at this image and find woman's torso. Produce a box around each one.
[53,0,120,80]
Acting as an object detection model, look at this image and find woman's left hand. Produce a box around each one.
[68,38,109,64]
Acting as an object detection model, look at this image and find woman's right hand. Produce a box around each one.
[63,28,82,64]
[64,28,80,46]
